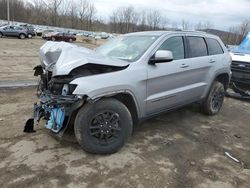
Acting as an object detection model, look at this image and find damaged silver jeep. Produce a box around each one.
[26,31,231,154]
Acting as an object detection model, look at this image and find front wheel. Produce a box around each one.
[202,81,225,115]
[74,98,133,154]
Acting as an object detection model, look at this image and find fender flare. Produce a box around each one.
[85,89,141,118]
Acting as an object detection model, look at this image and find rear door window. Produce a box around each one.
[206,38,224,55]
[159,36,185,60]
[187,37,208,58]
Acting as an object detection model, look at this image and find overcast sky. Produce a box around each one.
[92,0,250,30]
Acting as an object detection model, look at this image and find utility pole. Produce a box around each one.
[7,0,10,24]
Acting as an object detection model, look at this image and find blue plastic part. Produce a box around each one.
[233,32,250,54]
[45,107,65,133]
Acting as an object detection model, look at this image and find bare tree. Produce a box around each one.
[195,21,213,30]
[86,2,96,30]
[147,10,162,30]
[79,0,89,29]
[239,20,250,41]
[123,6,135,32]
[29,0,49,24]
[226,26,240,45]
[138,10,147,31]
[50,0,63,26]
[109,11,119,33]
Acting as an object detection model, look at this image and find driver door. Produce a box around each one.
[146,36,193,115]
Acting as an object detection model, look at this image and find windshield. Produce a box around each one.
[96,35,158,62]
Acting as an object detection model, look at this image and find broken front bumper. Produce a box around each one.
[33,92,84,134]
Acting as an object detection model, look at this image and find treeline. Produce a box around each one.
[0,0,167,32]
[0,0,249,45]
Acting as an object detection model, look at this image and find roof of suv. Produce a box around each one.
[125,30,216,38]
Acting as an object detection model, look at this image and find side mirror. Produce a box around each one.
[149,50,173,65]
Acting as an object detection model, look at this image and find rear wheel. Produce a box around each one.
[52,37,56,41]
[69,38,73,42]
[74,98,133,154]
[27,34,33,38]
[19,33,25,39]
[202,81,225,115]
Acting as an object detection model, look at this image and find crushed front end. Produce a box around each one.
[25,41,129,134]
[32,66,84,134]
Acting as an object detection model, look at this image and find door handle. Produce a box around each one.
[209,59,216,63]
[180,64,189,68]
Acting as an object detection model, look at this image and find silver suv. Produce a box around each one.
[28,31,231,154]
[0,25,30,39]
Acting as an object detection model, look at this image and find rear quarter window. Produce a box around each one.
[187,36,208,58]
[206,38,224,55]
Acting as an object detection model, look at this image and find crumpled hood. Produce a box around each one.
[39,41,129,76]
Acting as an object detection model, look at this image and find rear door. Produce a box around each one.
[185,36,215,98]
[205,37,225,67]
[8,26,16,36]
[146,35,195,115]
[13,26,22,36]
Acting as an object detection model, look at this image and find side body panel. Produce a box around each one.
[70,63,147,118]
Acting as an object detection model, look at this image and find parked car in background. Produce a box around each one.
[0,25,29,39]
[19,24,36,38]
[95,32,109,39]
[42,29,55,38]
[43,32,76,42]
[76,31,93,37]
[34,27,44,36]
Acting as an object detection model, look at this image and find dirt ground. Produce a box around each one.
[0,37,250,188]
[0,37,100,81]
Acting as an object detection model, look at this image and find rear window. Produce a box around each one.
[206,38,224,55]
[187,37,208,58]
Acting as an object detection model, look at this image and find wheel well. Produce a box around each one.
[112,93,139,125]
[215,73,230,89]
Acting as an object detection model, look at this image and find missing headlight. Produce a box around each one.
[62,84,77,95]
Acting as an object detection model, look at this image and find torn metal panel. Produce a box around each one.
[40,41,129,76]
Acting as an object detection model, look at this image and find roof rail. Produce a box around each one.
[179,30,207,34]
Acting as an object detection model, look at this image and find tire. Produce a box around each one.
[19,33,25,39]
[74,98,133,154]
[202,81,225,115]
[0,32,2,38]
[52,37,56,41]
[27,34,32,39]
[69,38,73,42]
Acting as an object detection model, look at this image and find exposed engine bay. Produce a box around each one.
[24,41,129,134]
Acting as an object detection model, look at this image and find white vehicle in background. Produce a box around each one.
[230,32,250,86]
[42,30,55,38]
